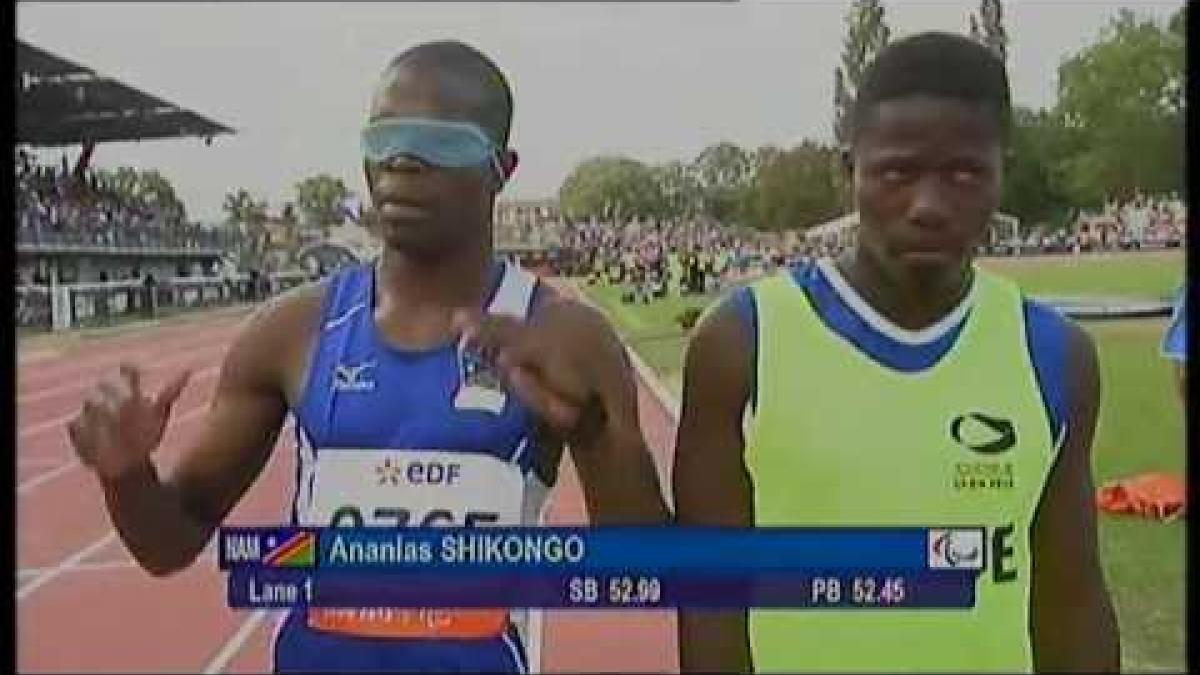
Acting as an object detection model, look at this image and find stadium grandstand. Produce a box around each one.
[16,40,307,332]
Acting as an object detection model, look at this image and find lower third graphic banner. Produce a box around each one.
[227,567,976,609]
[221,527,992,610]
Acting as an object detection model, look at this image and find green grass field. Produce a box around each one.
[978,250,1185,299]
[584,250,1186,672]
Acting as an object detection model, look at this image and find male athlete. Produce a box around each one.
[672,33,1119,672]
[67,41,669,673]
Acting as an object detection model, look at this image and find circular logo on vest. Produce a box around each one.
[950,412,1017,454]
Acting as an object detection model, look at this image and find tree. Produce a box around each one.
[1054,8,1184,206]
[294,174,351,231]
[222,188,268,228]
[1000,107,1073,231]
[742,141,843,232]
[691,142,753,224]
[832,0,891,149]
[969,0,1009,62]
[222,188,270,268]
[135,170,181,208]
[558,156,663,222]
[652,160,703,220]
[751,145,785,175]
[92,166,140,203]
[92,166,185,221]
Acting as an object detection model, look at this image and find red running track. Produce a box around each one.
[16,307,679,673]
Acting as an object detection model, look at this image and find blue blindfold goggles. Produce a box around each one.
[361,118,505,183]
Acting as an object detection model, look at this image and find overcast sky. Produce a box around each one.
[18,1,1182,222]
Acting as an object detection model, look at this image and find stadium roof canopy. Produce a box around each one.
[17,40,234,147]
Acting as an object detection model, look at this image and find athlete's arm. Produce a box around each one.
[554,300,671,524]
[70,286,323,576]
[458,295,669,523]
[672,299,754,673]
[1029,322,1120,671]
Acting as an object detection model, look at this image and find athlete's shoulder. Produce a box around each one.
[1022,295,1094,357]
[246,274,335,336]
[975,265,1028,301]
[736,260,820,321]
[1020,296,1093,441]
[233,267,362,365]
[1021,296,1074,334]
[532,284,612,339]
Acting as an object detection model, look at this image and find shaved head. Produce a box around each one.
[372,40,513,148]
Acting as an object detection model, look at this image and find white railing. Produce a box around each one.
[16,271,312,332]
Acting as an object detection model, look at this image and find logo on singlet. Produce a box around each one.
[455,344,506,414]
[376,458,403,486]
[948,412,1017,492]
[333,361,376,392]
[950,412,1017,454]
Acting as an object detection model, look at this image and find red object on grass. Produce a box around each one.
[1096,472,1186,521]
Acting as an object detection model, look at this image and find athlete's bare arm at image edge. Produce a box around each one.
[78,282,325,576]
[1028,321,1120,671]
[671,299,755,672]
[517,286,671,524]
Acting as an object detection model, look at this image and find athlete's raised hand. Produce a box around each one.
[453,307,587,434]
[67,363,193,480]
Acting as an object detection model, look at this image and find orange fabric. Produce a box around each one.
[1096,472,1186,521]
[307,608,508,639]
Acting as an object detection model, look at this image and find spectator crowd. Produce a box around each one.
[516,217,830,305]
[1069,194,1186,252]
[499,195,1186,307]
[15,149,239,257]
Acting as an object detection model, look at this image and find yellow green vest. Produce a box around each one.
[745,268,1059,673]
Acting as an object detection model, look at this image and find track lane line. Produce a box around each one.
[17,364,220,441]
[19,341,230,406]
[17,532,117,601]
[17,317,243,393]
[16,395,213,495]
[203,610,270,674]
[18,308,282,673]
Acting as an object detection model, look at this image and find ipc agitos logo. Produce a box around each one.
[927,529,984,569]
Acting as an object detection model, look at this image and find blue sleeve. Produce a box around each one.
[723,285,758,412]
[1162,289,1186,361]
[1023,299,1071,444]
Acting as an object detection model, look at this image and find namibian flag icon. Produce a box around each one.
[263,531,316,568]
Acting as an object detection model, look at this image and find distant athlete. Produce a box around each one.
[68,41,668,673]
[672,33,1119,672]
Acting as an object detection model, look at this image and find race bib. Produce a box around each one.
[301,449,525,639]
